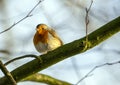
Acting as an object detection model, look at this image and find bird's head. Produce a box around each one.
[36,24,48,35]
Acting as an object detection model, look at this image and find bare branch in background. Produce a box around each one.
[4,54,41,66]
[0,60,16,85]
[85,0,93,44]
[75,60,120,85]
[0,49,10,54]
[0,0,44,34]
[71,57,81,79]
[71,0,93,79]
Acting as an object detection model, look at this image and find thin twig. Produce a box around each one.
[71,58,81,79]
[75,60,120,85]
[71,1,93,79]
[0,60,16,85]
[0,49,10,54]
[85,0,93,44]
[0,0,44,34]
[4,54,42,66]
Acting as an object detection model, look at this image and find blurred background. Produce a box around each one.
[0,0,120,85]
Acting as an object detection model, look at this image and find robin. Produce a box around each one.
[33,24,63,53]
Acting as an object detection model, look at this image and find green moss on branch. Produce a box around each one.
[22,73,72,85]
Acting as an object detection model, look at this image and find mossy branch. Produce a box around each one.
[0,60,16,85]
[22,73,72,85]
[0,16,120,84]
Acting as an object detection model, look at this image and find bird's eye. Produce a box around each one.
[41,26,44,30]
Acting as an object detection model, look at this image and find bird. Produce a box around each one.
[33,24,63,53]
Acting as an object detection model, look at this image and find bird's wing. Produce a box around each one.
[48,28,63,45]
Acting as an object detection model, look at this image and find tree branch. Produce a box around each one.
[0,49,10,54]
[0,60,16,85]
[4,54,41,66]
[0,0,44,34]
[75,60,120,85]
[85,0,93,44]
[0,16,120,84]
[22,73,72,85]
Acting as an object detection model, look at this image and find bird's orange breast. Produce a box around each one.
[33,31,48,45]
